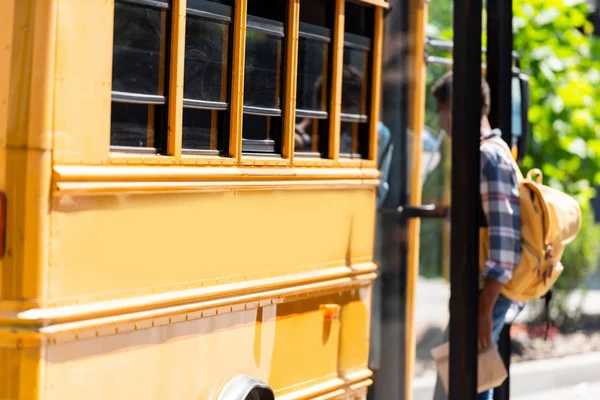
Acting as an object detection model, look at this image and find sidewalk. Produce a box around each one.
[513,381,600,400]
[413,277,600,399]
[413,351,600,400]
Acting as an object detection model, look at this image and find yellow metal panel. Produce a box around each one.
[0,0,16,148]
[229,0,248,161]
[109,152,239,166]
[47,189,376,305]
[26,0,56,151]
[0,347,20,399]
[2,150,52,303]
[10,269,375,329]
[51,178,379,197]
[52,165,380,183]
[42,291,370,399]
[0,345,45,400]
[328,0,345,160]
[405,0,429,397]
[337,287,371,375]
[1,0,54,303]
[266,297,341,391]
[53,0,113,165]
[241,157,293,167]
[282,0,300,161]
[0,148,5,194]
[45,310,263,399]
[354,0,390,8]
[6,0,55,150]
[368,8,384,162]
[167,0,186,157]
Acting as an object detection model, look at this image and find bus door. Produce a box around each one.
[367,0,530,397]
[367,0,445,398]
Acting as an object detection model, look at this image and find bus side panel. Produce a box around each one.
[0,0,16,148]
[43,290,371,399]
[47,188,376,305]
[0,345,45,400]
[53,0,112,165]
[1,0,55,304]
[338,286,371,375]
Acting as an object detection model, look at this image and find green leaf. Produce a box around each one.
[534,8,561,25]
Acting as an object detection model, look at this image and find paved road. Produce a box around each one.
[513,381,600,400]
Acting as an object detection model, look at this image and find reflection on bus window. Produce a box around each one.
[241,0,286,155]
[342,50,368,116]
[112,2,164,95]
[244,29,283,109]
[340,2,373,159]
[340,65,369,158]
[110,0,169,152]
[297,38,328,112]
[294,16,332,157]
[184,17,228,102]
[110,103,153,148]
[182,108,224,151]
[183,0,232,154]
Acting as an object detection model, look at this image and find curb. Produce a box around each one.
[412,351,600,400]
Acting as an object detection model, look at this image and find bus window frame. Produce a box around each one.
[106,0,385,167]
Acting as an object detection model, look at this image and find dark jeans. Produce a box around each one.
[432,293,513,400]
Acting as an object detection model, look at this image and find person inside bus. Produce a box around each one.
[430,72,521,400]
[295,66,364,153]
[294,66,392,207]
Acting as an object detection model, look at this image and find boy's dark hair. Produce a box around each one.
[431,71,491,117]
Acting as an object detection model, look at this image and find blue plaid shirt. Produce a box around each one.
[480,130,521,283]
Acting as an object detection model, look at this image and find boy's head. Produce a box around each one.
[431,71,491,136]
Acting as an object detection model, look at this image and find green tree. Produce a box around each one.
[513,0,600,293]
[514,0,600,207]
[426,0,600,295]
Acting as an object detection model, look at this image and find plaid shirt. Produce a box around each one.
[480,130,521,284]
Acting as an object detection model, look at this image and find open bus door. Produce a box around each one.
[368,0,439,398]
[368,0,530,397]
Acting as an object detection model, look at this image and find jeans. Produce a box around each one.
[432,294,513,400]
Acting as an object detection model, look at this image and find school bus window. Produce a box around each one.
[242,0,287,155]
[340,2,373,159]
[294,0,334,157]
[183,0,232,154]
[110,0,170,152]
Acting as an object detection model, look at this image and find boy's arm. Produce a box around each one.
[478,145,520,350]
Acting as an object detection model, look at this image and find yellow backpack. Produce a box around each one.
[479,139,582,302]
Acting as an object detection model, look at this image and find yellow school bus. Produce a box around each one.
[0,0,396,398]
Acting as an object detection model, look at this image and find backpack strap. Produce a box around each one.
[482,138,555,258]
[543,288,553,341]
